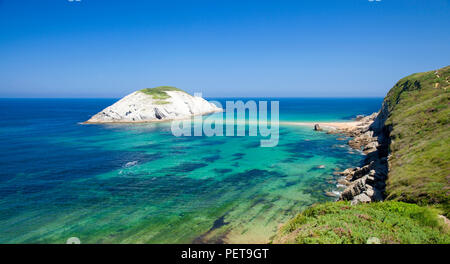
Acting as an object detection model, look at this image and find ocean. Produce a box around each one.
[0,98,382,243]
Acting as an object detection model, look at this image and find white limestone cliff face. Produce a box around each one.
[84,90,222,123]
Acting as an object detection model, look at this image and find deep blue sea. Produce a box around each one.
[0,98,382,243]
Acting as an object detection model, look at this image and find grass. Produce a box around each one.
[140,86,186,104]
[381,66,450,216]
[153,100,170,105]
[273,201,449,244]
[276,66,450,244]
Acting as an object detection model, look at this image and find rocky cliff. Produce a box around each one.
[335,66,450,213]
[273,66,450,244]
[330,113,389,204]
[377,66,449,214]
[84,86,222,123]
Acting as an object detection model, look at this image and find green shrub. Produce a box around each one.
[140,86,186,101]
[274,201,449,244]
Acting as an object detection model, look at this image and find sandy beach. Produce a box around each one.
[279,121,362,130]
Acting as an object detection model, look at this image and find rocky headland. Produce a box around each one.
[325,112,389,204]
[274,65,449,244]
[84,86,222,124]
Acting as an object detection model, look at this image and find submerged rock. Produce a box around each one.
[325,191,339,197]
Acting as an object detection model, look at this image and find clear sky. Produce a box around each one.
[0,0,449,98]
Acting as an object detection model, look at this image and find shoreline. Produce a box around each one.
[83,117,362,129]
[314,112,389,204]
[81,109,223,125]
[281,113,386,204]
[279,121,362,130]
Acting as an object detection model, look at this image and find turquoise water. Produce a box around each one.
[0,98,381,243]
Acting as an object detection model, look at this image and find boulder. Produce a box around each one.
[351,162,373,181]
[355,114,365,121]
[365,187,374,198]
[351,193,372,205]
[340,176,368,200]
[363,141,379,152]
[337,178,351,186]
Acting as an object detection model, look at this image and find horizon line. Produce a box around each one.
[0,96,385,99]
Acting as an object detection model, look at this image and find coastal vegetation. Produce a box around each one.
[276,66,450,244]
[274,201,449,244]
[382,66,450,214]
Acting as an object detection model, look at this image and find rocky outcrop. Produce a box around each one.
[331,113,390,204]
[84,88,222,123]
[314,124,322,131]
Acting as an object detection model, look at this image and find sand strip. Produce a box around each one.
[279,121,361,130]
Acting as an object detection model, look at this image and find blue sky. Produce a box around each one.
[0,0,449,98]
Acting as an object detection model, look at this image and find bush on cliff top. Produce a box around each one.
[273,201,449,244]
[382,66,450,215]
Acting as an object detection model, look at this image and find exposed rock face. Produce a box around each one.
[84,90,222,123]
[340,176,369,201]
[328,112,390,204]
[355,114,365,121]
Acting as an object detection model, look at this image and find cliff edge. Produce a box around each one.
[274,65,450,244]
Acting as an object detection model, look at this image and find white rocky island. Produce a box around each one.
[84,86,222,123]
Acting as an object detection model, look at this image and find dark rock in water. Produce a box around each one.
[214,168,232,174]
[192,214,230,244]
[314,124,322,131]
[204,155,221,163]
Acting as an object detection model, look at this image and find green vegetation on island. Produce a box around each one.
[140,86,186,99]
[275,66,450,244]
[140,86,187,104]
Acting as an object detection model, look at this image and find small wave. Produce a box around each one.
[124,161,138,168]
[331,190,341,196]
[332,144,347,149]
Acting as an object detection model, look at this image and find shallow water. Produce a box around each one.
[0,98,381,243]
